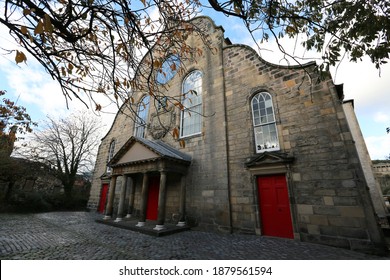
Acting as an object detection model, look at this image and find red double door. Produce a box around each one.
[146,176,160,220]
[257,174,294,239]
[98,184,109,214]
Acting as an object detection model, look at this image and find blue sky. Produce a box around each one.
[0,4,389,159]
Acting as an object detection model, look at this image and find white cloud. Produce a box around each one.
[365,134,390,160]
[374,112,390,123]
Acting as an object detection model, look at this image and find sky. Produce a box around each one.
[0,3,389,160]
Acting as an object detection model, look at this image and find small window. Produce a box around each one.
[134,95,150,138]
[251,92,280,153]
[106,139,116,173]
[180,70,203,137]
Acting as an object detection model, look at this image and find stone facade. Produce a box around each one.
[88,16,386,253]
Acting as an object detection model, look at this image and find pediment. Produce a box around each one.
[245,152,294,168]
[109,136,191,167]
[116,142,159,164]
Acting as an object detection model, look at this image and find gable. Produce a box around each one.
[116,142,159,164]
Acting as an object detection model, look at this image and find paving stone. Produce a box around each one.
[0,211,388,260]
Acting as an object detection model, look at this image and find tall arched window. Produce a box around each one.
[181,70,203,137]
[106,139,116,173]
[134,95,150,138]
[251,92,279,153]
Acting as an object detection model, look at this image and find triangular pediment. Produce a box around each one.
[109,136,191,168]
[116,142,160,164]
[245,152,294,168]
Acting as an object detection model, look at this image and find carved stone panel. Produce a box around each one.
[148,106,176,140]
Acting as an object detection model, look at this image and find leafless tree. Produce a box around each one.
[23,112,102,198]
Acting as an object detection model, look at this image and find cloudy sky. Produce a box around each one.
[0,4,389,159]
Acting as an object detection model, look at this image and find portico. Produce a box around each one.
[102,137,191,231]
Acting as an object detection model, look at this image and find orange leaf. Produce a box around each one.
[34,20,44,35]
[15,51,27,64]
[20,26,28,35]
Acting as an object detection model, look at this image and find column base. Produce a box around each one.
[125,214,132,218]
[136,221,145,227]
[153,224,165,231]
[114,217,123,222]
[176,221,186,227]
[103,215,111,220]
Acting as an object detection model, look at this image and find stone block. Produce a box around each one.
[323,196,334,206]
[341,180,356,188]
[298,214,311,223]
[338,227,368,239]
[333,196,358,206]
[307,224,320,235]
[313,205,340,216]
[309,215,329,225]
[328,216,363,228]
[313,189,336,196]
[292,173,301,182]
[297,204,313,215]
[202,190,215,197]
[340,206,365,218]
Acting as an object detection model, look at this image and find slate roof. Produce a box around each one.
[136,137,192,162]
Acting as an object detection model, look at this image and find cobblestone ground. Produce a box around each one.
[0,211,389,260]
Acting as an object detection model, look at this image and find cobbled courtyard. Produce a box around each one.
[0,211,389,260]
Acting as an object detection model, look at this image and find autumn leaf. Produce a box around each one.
[34,20,44,35]
[23,9,31,16]
[20,26,28,35]
[15,50,27,64]
[44,14,54,34]
[179,140,186,148]
[172,127,179,139]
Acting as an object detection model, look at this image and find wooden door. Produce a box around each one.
[146,176,160,220]
[257,174,294,239]
[98,183,109,213]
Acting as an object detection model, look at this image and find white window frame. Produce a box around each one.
[251,92,280,153]
[134,95,150,138]
[180,70,203,138]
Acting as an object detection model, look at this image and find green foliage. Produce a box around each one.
[209,0,390,71]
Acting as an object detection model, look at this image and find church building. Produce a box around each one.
[88,16,386,253]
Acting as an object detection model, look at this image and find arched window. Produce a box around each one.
[181,70,203,137]
[106,139,116,173]
[251,92,279,153]
[134,95,150,138]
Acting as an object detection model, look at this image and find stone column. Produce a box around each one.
[115,175,128,222]
[103,175,117,220]
[136,172,149,227]
[177,174,186,226]
[125,176,135,218]
[154,171,167,231]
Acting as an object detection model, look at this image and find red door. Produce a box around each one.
[98,184,109,213]
[257,174,294,239]
[146,176,160,220]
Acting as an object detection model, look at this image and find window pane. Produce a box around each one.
[251,92,279,153]
[135,95,150,138]
[181,71,202,137]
